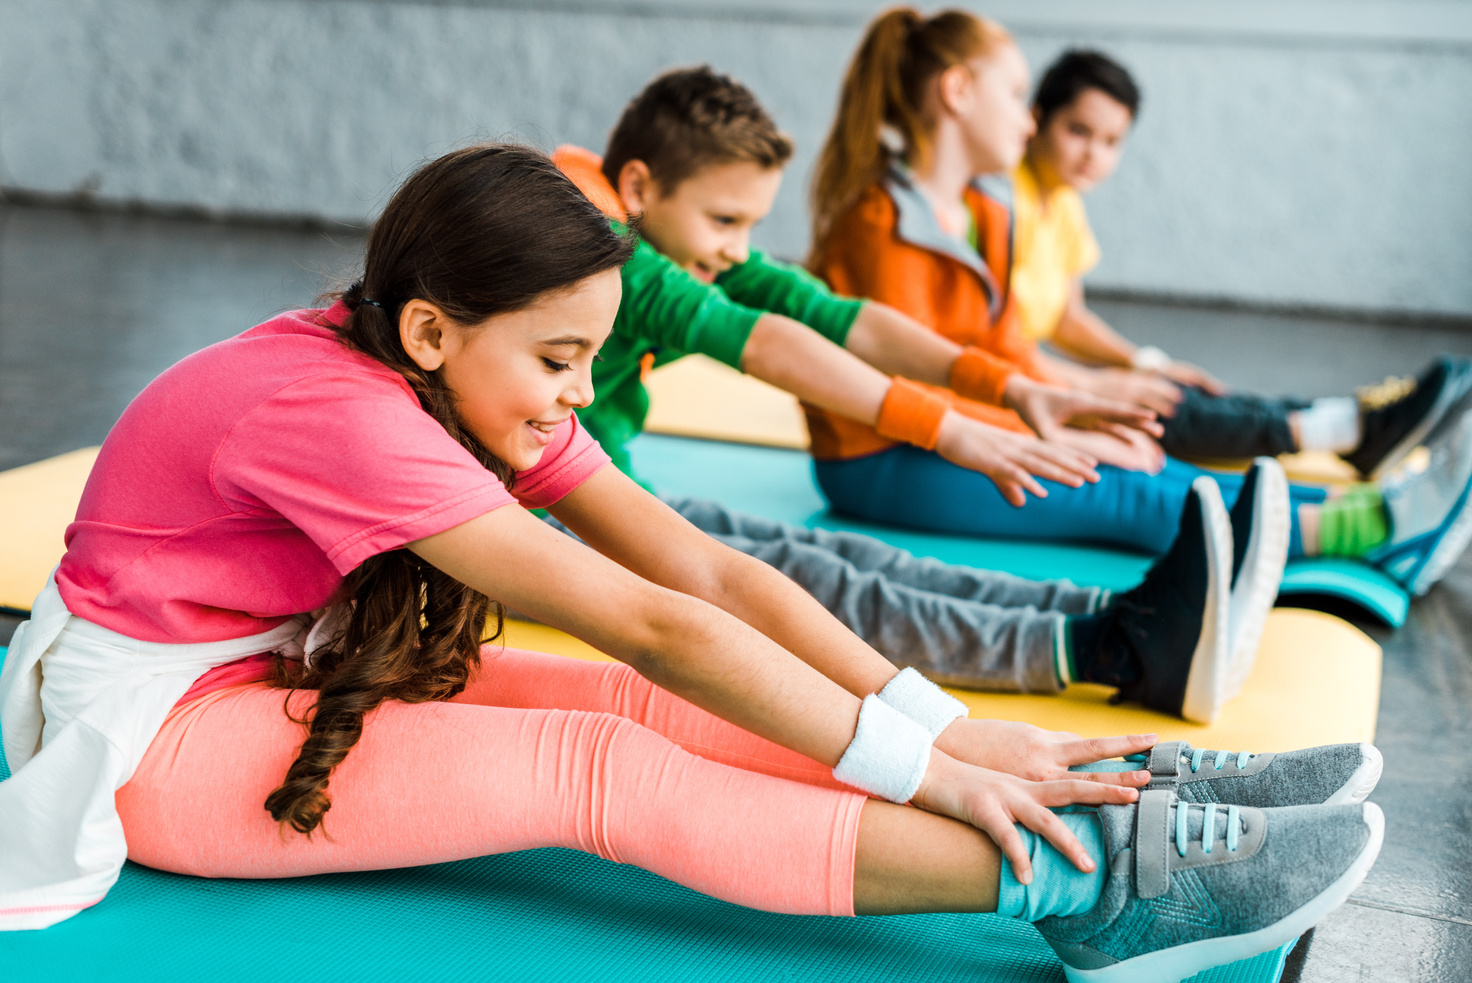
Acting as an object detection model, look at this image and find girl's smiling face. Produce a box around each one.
[399,269,622,471]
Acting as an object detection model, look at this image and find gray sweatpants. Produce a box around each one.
[546,496,1104,693]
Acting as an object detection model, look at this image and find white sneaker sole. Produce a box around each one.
[1226,459,1289,700]
[1063,802,1385,983]
[1325,744,1384,805]
[1408,468,1472,596]
[1180,477,1232,724]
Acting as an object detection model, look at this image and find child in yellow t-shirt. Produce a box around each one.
[1011,49,1472,478]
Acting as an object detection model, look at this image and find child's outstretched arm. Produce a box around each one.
[411,479,1143,877]
[840,301,1161,439]
[547,466,1155,788]
[1052,280,1225,395]
[738,310,1099,503]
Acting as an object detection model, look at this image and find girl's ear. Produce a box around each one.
[399,299,449,371]
[616,159,656,216]
[937,63,974,115]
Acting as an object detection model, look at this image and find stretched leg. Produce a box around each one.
[116,679,1001,915]
[663,497,1103,613]
[554,500,1085,692]
[458,646,842,788]
[817,449,1323,557]
[816,449,1200,553]
[1158,388,1303,460]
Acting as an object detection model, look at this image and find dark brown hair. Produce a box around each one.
[1033,49,1140,128]
[809,7,1011,255]
[265,144,633,835]
[601,65,794,193]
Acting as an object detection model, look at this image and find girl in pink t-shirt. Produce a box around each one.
[83,143,1150,918]
[7,141,1371,980]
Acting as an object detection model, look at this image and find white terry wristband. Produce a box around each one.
[1130,345,1172,372]
[877,667,968,739]
[832,694,933,803]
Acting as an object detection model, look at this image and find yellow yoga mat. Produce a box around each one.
[644,355,809,450]
[0,447,100,611]
[643,355,1360,484]
[502,610,1379,751]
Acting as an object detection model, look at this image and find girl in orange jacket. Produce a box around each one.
[801,7,1469,602]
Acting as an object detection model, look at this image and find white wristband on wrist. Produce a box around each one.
[1130,345,1172,372]
[877,667,968,738]
[832,694,933,803]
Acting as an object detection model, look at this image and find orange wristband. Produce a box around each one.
[949,346,1016,406]
[875,378,949,451]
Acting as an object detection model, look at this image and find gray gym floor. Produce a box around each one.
[1,202,1469,982]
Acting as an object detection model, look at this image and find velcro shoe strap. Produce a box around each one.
[1134,789,1175,899]
[1147,741,1187,779]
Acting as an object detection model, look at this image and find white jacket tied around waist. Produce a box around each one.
[0,575,310,930]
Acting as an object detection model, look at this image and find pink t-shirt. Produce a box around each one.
[57,302,609,647]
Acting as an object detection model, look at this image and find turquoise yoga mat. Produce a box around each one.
[631,434,1409,627]
[0,645,1296,982]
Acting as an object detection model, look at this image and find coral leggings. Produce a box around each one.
[115,647,868,916]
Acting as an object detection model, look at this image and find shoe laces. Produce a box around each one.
[1186,748,1254,773]
[1356,374,1416,411]
[1175,802,1243,857]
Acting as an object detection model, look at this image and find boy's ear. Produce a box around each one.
[399,299,449,372]
[616,159,657,215]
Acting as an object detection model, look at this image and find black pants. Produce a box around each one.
[1157,387,1306,460]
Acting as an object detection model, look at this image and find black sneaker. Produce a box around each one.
[1082,477,1231,722]
[1344,355,1472,479]
[1224,458,1288,700]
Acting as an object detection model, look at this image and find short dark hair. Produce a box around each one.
[602,66,794,192]
[1033,49,1140,127]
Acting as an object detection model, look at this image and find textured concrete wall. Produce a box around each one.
[1,0,1469,318]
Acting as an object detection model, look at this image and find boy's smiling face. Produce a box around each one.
[1031,88,1134,194]
[617,159,784,282]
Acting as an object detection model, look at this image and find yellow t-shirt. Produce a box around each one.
[1009,161,1101,342]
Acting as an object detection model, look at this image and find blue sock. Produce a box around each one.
[1069,754,1145,775]
[996,811,1107,921]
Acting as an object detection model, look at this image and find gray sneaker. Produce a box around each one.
[1035,790,1384,983]
[1135,740,1383,807]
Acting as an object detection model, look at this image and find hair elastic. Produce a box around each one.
[360,298,385,310]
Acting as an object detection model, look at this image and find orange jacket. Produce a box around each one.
[807,171,1051,460]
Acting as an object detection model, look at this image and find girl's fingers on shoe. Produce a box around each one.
[1042,779,1141,806]
[1015,800,1096,874]
[976,804,1035,884]
[1063,734,1159,765]
[1069,768,1151,787]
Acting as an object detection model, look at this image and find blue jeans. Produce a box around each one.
[814,449,1328,557]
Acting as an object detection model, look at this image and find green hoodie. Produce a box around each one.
[584,230,865,489]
